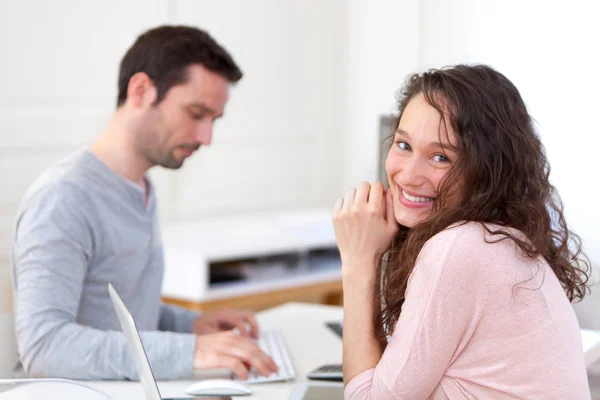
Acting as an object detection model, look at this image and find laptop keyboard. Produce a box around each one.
[246,329,296,383]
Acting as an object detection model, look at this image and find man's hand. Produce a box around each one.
[194,330,278,379]
[192,309,259,338]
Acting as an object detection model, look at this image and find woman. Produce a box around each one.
[333,64,591,399]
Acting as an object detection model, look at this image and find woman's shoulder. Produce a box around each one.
[424,221,491,248]
[419,221,525,271]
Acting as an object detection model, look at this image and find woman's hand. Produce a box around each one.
[333,181,398,276]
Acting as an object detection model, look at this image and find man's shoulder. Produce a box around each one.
[20,149,94,212]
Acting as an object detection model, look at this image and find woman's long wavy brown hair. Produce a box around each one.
[375,64,591,340]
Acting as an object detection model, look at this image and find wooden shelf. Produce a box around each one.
[163,279,343,312]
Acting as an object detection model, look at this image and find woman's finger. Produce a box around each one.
[354,181,371,205]
[342,187,356,212]
[385,188,396,225]
[333,197,343,213]
[368,182,384,214]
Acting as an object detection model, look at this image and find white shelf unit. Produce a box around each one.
[160,209,341,303]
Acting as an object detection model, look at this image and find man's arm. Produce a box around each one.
[158,303,201,333]
[12,185,195,380]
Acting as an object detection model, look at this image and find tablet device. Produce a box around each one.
[325,321,343,338]
[307,363,343,381]
[288,382,344,400]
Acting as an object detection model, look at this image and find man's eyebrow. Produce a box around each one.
[395,128,457,152]
[188,103,214,113]
[188,103,223,118]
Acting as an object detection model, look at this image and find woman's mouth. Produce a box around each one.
[398,187,435,208]
[401,189,434,203]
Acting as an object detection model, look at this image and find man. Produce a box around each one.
[10,25,278,380]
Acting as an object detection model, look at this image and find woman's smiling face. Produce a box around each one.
[386,93,459,228]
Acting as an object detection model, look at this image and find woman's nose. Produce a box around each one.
[397,157,426,187]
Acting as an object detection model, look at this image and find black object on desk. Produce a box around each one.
[308,321,343,382]
[325,321,343,338]
[307,363,343,382]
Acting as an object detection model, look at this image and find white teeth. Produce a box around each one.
[402,190,434,203]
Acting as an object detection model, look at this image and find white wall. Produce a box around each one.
[343,0,421,189]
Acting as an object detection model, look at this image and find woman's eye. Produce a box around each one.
[396,140,411,152]
[191,113,204,120]
[432,154,450,163]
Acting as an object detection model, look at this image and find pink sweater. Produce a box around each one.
[345,222,590,400]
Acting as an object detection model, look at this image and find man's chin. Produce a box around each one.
[158,157,185,170]
[162,162,184,170]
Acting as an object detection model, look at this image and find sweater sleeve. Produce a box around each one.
[345,225,484,400]
[12,185,196,380]
[158,303,202,333]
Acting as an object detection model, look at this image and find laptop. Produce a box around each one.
[289,382,344,400]
[108,283,232,400]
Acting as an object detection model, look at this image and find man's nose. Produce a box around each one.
[195,121,213,145]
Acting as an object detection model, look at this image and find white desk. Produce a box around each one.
[0,303,344,400]
[3,303,598,399]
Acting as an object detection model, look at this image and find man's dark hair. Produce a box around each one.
[117,25,243,107]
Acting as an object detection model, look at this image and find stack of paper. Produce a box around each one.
[582,329,600,367]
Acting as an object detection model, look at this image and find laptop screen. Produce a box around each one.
[108,283,164,400]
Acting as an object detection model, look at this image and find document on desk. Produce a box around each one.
[289,382,344,400]
[582,329,600,367]
[0,381,110,400]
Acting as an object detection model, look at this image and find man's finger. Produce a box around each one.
[224,338,277,377]
[243,312,260,339]
[231,319,252,338]
[199,325,221,335]
[218,354,250,380]
[251,353,278,377]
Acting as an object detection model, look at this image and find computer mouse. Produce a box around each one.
[184,379,253,396]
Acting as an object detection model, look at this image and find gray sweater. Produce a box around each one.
[10,148,200,380]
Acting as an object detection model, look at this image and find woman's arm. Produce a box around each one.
[332,181,398,387]
[342,259,382,385]
[344,224,484,399]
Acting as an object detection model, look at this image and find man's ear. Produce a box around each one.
[126,72,157,108]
